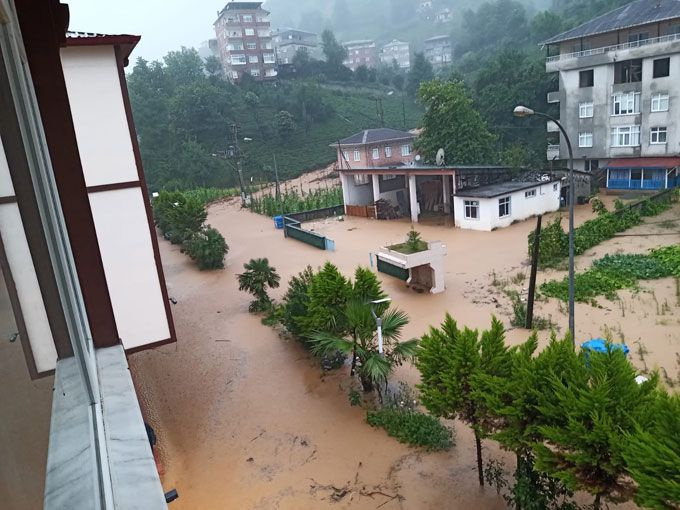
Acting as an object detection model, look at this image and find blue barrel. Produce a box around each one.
[273,215,284,229]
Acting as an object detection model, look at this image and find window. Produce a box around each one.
[651,93,669,112]
[372,148,380,160]
[401,144,411,156]
[579,69,594,88]
[651,127,667,144]
[614,59,642,83]
[464,200,479,219]
[525,189,536,198]
[578,132,593,148]
[249,55,259,63]
[628,32,649,45]
[612,92,640,115]
[611,125,641,147]
[385,146,392,157]
[342,150,349,161]
[579,102,593,118]
[246,42,257,50]
[229,42,244,51]
[250,68,260,77]
[653,57,670,78]
[244,28,255,36]
[231,54,246,64]
[242,14,253,22]
[353,149,361,162]
[354,174,369,185]
[553,183,558,191]
[498,196,510,217]
[263,54,276,64]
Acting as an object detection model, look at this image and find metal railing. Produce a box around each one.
[547,32,680,63]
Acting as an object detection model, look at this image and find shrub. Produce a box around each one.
[183,227,228,270]
[279,266,316,338]
[591,197,607,215]
[366,407,453,451]
[153,191,207,244]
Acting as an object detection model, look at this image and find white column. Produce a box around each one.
[408,174,418,223]
[340,173,350,213]
[372,174,380,202]
[441,175,449,213]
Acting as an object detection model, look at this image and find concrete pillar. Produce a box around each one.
[441,175,449,213]
[372,174,380,202]
[408,174,418,223]
[340,173,350,213]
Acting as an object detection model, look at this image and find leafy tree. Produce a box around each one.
[204,55,223,80]
[299,262,352,336]
[184,226,228,270]
[279,265,316,338]
[355,64,369,82]
[272,110,297,141]
[623,391,680,510]
[406,52,433,97]
[415,80,497,165]
[237,258,281,312]
[455,0,529,56]
[163,47,206,90]
[392,73,405,91]
[310,302,417,392]
[321,29,349,78]
[244,91,262,132]
[533,345,659,508]
[531,11,566,43]
[152,190,207,244]
[352,266,386,304]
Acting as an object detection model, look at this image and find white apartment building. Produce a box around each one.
[380,39,410,69]
[544,0,680,191]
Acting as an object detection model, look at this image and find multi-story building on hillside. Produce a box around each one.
[424,35,453,69]
[332,128,417,170]
[214,1,277,81]
[343,40,378,71]
[272,28,322,65]
[543,0,680,190]
[380,39,411,69]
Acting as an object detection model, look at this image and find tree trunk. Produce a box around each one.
[475,429,484,487]
[350,341,357,376]
[593,493,602,510]
[360,373,374,392]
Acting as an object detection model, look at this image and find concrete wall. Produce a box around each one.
[454,182,561,231]
[337,140,414,169]
[340,173,374,206]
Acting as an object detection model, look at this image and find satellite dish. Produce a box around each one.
[436,148,445,166]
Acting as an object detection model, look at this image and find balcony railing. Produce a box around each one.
[547,32,680,63]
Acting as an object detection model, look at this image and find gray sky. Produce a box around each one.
[66,0,226,62]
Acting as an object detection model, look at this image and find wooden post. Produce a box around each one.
[526,214,542,329]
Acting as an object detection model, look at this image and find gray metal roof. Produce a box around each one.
[455,180,558,199]
[334,128,415,146]
[543,0,680,45]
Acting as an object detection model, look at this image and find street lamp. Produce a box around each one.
[368,297,392,355]
[513,105,575,344]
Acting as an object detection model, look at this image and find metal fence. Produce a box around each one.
[286,205,344,223]
[283,216,333,250]
[377,257,409,281]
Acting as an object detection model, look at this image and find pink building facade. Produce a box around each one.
[343,40,378,71]
[333,128,416,169]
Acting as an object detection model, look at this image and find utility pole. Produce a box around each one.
[273,154,286,237]
[526,214,542,329]
[231,124,247,206]
[375,97,384,127]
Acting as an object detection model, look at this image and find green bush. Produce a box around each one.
[153,191,207,244]
[248,187,342,217]
[183,227,228,270]
[366,407,453,451]
[180,187,238,205]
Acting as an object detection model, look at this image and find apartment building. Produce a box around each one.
[380,39,410,69]
[424,35,453,69]
[272,28,322,65]
[543,0,680,190]
[343,39,378,71]
[333,128,416,170]
[214,1,277,81]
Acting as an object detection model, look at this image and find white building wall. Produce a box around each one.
[341,174,374,206]
[454,182,561,231]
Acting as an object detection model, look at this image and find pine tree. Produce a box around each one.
[533,344,659,508]
[623,391,680,509]
[299,262,351,337]
[352,266,386,305]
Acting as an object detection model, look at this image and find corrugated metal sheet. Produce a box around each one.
[604,157,680,168]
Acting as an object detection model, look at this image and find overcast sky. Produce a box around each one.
[66,0,227,62]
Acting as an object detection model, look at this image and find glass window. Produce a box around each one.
[611,125,641,147]
[653,58,670,78]
[579,69,594,88]
[353,149,361,162]
[651,127,667,144]
[612,92,640,115]
[401,144,411,156]
[525,189,536,198]
[614,59,642,83]
[498,196,510,217]
[385,146,392,157]
[246,42,257,50]
[464,200,479,219]
[579,102,593,118]
[342,150,349,161]
[579,132,593,148]
[244,28,255,36]
[553,183,558,191]
[372,148,380,160]
[249,55,259,63]
[651,93,669,112]
[242,14,253,22]
[250,68,260,77]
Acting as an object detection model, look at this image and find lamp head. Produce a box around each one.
[513,105,535,118]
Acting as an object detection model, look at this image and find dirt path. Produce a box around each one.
[130,194,678,509]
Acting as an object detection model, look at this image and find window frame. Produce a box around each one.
[579,69,594,88]
[372,148,380,160]
[248,55,259,63]
[384,146,392,157]
[610,125,641,147]
[579,101,593,118]
[353,149,361,162]
[653,57,670,78]
[498,196,511,218]
[401,144,411,156]
[651,93,669,112]
[650,127,668,144]
[464,200,479,220]
[246,42,257,50]
[342,150,349,162]
[611,92,640,116]
[578,132,593,148]
[525,189,537,198]
[244,28,255,36]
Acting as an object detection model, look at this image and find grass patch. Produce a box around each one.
[388,241,428,254]
[366,407,453,451]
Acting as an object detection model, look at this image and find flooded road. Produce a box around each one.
[130,194,679,509]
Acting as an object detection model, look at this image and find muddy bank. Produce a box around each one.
[130,196,678,509]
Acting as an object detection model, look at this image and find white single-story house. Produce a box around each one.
[453,180,562,231]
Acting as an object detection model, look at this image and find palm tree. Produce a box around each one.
[237,258,280,312]
[309,301,418,392]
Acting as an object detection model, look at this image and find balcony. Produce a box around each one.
[546,32,680,71]
[547,144,560,160]
[547,91,560,103]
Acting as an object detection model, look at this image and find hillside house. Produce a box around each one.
[333,128,416,169]
[343,39,378,70]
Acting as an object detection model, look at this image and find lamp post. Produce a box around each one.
[513,105,575,344]
[368,297,392,355]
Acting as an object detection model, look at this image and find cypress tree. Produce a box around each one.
[300,262,351,336]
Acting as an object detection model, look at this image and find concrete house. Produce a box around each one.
[543,0,680,190]
[380,39,410,69]
[343,39,378,71]
[424,35,453,69]
[272,28,322,65]
[333,128,416,170]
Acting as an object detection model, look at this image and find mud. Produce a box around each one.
[130,193,679,509]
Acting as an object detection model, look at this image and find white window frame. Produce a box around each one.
[464,200,479,220]
[651,93,669,112]
[578,132,593,148]
[250,68,260,77]
[372,148,380,160]
[385,146,392,157]
[401,144,411,156]
[244,28,255,36]
[498,196,511,218]
[611,92,640,116]
[248,55,259,63]
[579,102,593,118]
[525,189,536,198]
[342,150,349,162]
[650,127,667,144]
[553,183,558,191]
[242,14,253,22]
[353,149,361,162]
[246,42,257,50]
[610,125,641,147]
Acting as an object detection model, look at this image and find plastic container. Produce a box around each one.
[273,215,284,229]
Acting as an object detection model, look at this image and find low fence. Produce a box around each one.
[346,204,376,218]
[283,216,334,251]
[376,257,409,281]
[286,204,344,223]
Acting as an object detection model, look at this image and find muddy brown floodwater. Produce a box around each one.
[130,192,679,509]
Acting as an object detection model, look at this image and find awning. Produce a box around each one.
[604,157,680,170]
